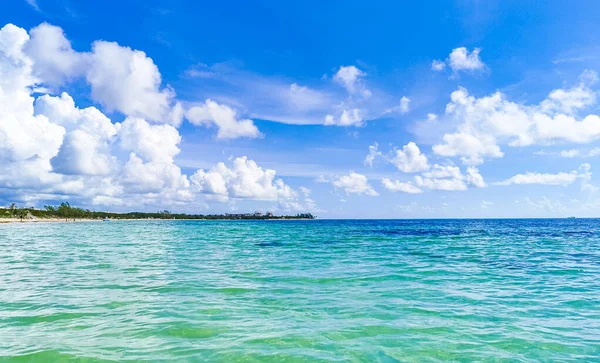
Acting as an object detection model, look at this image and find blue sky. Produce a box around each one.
[2,0,600,218]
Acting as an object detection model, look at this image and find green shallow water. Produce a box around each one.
[0,219,599,362]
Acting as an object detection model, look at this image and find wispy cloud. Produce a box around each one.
[25,0,40,11]
[181,61,405,126]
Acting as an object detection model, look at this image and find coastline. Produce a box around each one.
[0,218,101,224]
[0,218,316,224]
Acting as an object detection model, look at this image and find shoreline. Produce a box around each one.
[0,218,101,224]
[0,218,316,224]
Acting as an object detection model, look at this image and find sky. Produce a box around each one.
[2,0,600,218]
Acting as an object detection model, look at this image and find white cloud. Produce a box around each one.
[86,41,182,125]
[332,172,378,196]
[431,47,485,75]
[186,99,261,139]
[324,108,364,127]
[381,178,422,193]
[415,175,467,191]
[333,65,369,96]
[385,96,411,114]
[413,164,486,191]
[23,23,183,125]
[448,47,485,72]
[465,167,486,188]
[0,24,66,162]
[190,156,297,202]
[288,83,327,110]
[51,130,113,176]
[560,149,580,158]
[183,62,334,126]
[118,117,181,163]
[431,59,446,71]
[432,131,503,165]
[391,142,430,173]
[0,22,312,211]
[431,78,600,165]
[578,163,596,193]
[589,148,600,157]
[182,61,402,128]
[120,153,190,194]
[524,196,564,212]
[422,164,463,179]
[364,142,382,166]
[24,23,86,87]
[25,0,40,11]
[498,170,579,186]
[540,81,596,115]
[34,93,119,176]
[399,96,411,113]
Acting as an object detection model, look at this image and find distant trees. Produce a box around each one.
[1,203,316,221]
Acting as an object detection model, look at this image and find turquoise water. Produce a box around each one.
[1,219,599,362]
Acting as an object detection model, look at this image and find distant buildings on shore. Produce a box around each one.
[225,211,274,218]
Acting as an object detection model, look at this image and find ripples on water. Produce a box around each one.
[0,219,599,362]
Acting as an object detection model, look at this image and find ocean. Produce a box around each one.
[0,219,598,362]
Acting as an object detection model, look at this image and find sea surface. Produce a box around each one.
[0,219,599,362]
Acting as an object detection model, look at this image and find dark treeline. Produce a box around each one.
[1,202,315,220]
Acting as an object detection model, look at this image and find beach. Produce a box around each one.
[1,219,598,361]
[0,218,99,224]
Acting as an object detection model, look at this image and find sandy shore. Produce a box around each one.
[0,218,102,224]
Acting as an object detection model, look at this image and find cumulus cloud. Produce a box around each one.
[186,99,261,139]
[23,23,183,125]
[465,166,486,188]
[24,23,86,87]
[333,65,370,97]
[51,130,111,176]
[0,22,307,211]
[121,153,190,194]
[415,165,467,191]
[190,156,297,202]
[541,89,595,115]
[431,60,446,71]
[324,108,364,127]
[34,93,119,176]
[448,47,485,72]
[332,172,378,196]
[381,178,422,193]
[433,132,503,166]
[0,24,66,162]
[85,41,183,125]
[431,76,600,165]
[414,164,485,191]
[432,47,485,75]
[560,149,580,158]
[118,117,181,163]
[391,142,430,173]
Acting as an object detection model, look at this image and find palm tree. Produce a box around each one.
[9,203,16,218]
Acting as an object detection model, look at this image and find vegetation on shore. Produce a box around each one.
[0,202,315,221]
